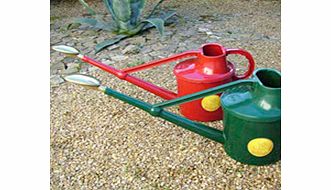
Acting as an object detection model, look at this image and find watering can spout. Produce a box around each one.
[64,74,226,144]
[52,44,182,100]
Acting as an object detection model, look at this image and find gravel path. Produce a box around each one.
[50,0,281,189]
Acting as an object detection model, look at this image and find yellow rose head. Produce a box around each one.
[247,138,274,157]
[201,95,221,112]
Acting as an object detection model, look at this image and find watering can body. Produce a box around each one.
[174,43,255,121]
[120,43,255,121]
[221,69,281,165]
[154,68,281,165]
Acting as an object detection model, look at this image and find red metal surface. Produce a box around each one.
[80,43,255,121]
[82,56,178,99]
[174,59,235,121]
[173,43,255,121]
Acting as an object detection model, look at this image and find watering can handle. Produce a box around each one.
[81,51,198,100]
[226,49,255,80]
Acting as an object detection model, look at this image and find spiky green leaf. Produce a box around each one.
[103,0,119,27]
[142,11,176,31]
[95,34,128,54]
[112,0,131,22]
[74,18,98,26]
[94,21,115,31]
[73,17,115,31]
[146,0,165,18]
[129,0,145,25]
[78,0,96,15]
[161,11,176,22]
[142,18,164,35]
[112,0,135,31]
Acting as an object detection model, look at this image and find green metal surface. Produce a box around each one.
[223,112,281,165]
[221,69,281,165]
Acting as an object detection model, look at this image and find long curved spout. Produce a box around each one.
[81,56,178,99]
[102,86,226,144]
[63,74,225,143]
[52,45,199,100]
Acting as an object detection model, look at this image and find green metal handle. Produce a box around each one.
[153,79,256,109]
[103,87,226,143]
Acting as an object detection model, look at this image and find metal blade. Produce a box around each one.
[64,74,101,88]
[52,45,80,55]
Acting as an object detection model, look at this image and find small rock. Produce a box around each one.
[66,42,76,47]
[66,63,80,69]
[50,62,65,71]
[209,35,221,39]
[149,51,161,57]
[206,31,213,35]
[103,60,114,65]
[83,41,96,47]
[141,47,152,54]
[236,173,242,178]
[128,36,146,45]
[108,44,120,51]
[175,46,187,53]
[206,38,218,43]
[88,67,99,72]
[122,44,140,54]
[111,55,128,61]
[50,75,64,86]
[62,57,75,64]
[62,67,79,75]
[198,27,209,33]
[179,30,195,37]
[97,53,111,60]
[151,43,166,51]
[84,30,99,36]
[164,31,174,36]
[263,35,270,40]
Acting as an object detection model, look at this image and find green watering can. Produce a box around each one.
[64,68,281,165]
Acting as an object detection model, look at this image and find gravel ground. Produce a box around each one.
[50,0,281,189]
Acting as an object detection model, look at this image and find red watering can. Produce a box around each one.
[52,43,255,121]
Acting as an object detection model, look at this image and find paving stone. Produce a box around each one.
[50,75,64,86]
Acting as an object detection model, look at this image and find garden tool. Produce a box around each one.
[53,43,255,121]
[64,68,280,165]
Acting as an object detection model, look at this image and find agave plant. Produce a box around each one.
[75,0,176,53]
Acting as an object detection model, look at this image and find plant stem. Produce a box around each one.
[146,0,165,18]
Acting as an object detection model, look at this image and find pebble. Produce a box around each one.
[66,63,80,69]
[198,27,209,33]
[127,36,146,45]
[206,31,213,35]
[102,60,114,65]
[122,44,140,54]
[62,57,75,64]
[111,55,128,61]
[62,67,79,75]
[50,75,64,86]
